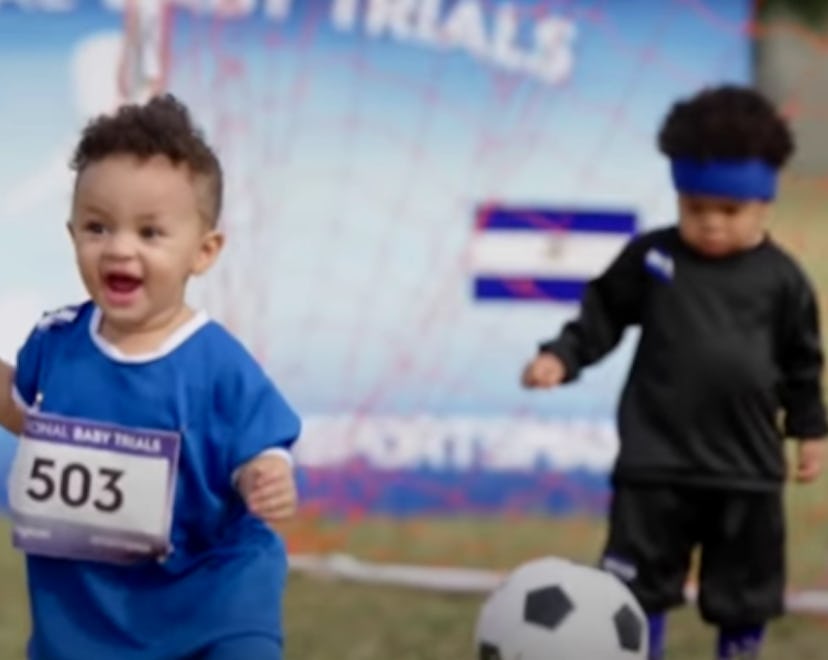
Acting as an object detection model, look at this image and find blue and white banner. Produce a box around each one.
[0,0,752,516]
[471,206,637,303]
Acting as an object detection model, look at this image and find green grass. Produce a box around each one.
[284,576,828,660]
[0,499,825,660]
[0,522,28,660]
[280,472,828,660]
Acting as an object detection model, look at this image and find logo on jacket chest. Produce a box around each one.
[644,248,674,281]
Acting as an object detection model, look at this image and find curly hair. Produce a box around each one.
[657,85,795,169]
[71,94,223,227]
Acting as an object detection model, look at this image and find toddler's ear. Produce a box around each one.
[192,230,224,275]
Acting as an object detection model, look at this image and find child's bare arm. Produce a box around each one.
[237,452,297,530]
[0,360,23,435]
[794,439,824,483]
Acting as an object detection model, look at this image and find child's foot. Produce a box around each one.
[717,625,764,660]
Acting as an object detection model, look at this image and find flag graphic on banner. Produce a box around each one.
[471,206,638,303]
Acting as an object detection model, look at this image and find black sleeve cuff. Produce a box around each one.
[538,339,579,383]
[785,408,828,440]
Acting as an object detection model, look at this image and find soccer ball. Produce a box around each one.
[474,557,648,660]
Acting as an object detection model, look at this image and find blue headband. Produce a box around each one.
[670,158,778,201]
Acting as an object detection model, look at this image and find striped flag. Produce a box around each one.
[471,205,637,303]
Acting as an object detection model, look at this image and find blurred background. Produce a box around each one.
[1,1,828,658]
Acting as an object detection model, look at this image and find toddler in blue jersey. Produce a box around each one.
[0,95,301,659]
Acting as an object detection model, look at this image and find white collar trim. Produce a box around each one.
[88,305,209,364]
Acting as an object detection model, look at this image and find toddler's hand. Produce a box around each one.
[521,353,566,389]
[794,439,825,483]
[238,453,298,528]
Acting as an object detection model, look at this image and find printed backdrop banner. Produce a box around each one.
[0,0,752,515]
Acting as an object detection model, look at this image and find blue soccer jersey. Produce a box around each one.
[10,301,301,660]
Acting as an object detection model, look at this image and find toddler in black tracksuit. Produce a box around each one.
[522,85,828,660]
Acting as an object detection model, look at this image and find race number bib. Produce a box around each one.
[8,411,180,565]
